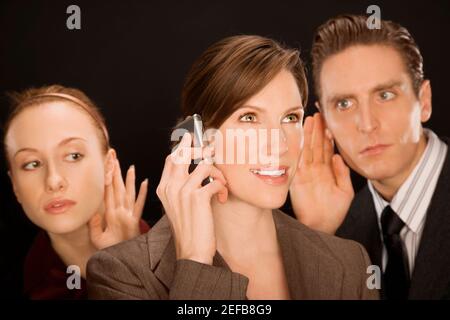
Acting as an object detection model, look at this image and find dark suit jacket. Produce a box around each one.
[87,209,378,300]
[337,137,450,299]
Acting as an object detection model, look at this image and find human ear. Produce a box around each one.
[315,101,334,140]
[419,80,432,123]
[104,148,116,186]
[315,101,321,112]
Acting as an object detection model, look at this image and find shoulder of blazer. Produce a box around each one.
[273,209,377,299]
[273,209,369,269]
[90,215,172,274]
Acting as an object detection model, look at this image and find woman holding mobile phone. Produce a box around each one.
[3,85,150,299]
[87,35,378,300]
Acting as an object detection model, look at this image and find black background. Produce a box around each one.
[0,0,449,298]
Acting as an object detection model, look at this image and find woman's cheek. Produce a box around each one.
[15,173,41,207]
[286,128,302,153]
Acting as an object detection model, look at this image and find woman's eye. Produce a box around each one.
[281,113,300,123]
[336,99,353,110]
[239,113,257,122]
[22,160,41,171]
[379,91,396,101]
[65,152,84,162]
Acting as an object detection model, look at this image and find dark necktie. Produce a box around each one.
[381,205,410,299]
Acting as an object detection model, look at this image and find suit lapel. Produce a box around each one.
[409,144,450,299]
[145,216,175,293]
[342,187,383,270]
[273,210,344,299]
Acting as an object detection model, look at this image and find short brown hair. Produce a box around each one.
[3,85,110,166]
[311,14,424,99]
[180,35,308,129]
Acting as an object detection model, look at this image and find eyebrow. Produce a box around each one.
[371,80,403,93]
[13,137,87,159]
[326,80,404,104]
[240,105,304,114]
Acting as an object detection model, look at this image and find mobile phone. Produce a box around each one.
[174,114,213,186]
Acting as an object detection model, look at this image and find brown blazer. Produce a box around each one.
[87,210,379,300]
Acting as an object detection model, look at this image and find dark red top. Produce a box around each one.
[24,220,150,300]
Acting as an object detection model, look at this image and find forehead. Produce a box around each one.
[6,101,99,151]
[320,44,410,97]
[244,69,303,109]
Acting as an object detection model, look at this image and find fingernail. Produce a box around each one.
[130,164,135,171]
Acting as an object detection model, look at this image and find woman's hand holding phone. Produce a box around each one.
[156,133,228,265]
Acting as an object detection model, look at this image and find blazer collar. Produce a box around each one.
[147,210,344,299]
[272,209,344,299]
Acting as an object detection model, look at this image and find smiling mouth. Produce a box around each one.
[249,166,289,186]
[250,168,286,177]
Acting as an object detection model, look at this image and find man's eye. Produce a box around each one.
[239,113,257,122]
[22,160,41,170]
[379,91,396,101]
[336,99,353,110]
[65,152,84,162]
[281,113,300,123]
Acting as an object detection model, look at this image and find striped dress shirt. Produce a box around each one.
[368,129,448,274]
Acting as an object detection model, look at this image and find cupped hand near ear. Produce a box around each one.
[89,158,148,250]
[289,112,354,234]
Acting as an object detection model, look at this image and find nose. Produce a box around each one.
[357,100,379,134]
[45,162,67,193]
[263,125,289,158]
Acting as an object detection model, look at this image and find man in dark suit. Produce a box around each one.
[290,15,449,299]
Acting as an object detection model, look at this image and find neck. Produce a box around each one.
[47,224,97,278]
[211,195,278,260]
[371,132,428,201]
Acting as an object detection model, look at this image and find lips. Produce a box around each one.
[250,166,289,185]
[360,144,392,156]
[44,198,76,214]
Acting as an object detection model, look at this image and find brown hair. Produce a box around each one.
[3,85,110,166]
[311,14,424,99]
[180,35,308,129]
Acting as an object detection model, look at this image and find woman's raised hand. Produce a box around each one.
[89,158,148,250]
[289,113,354,234]
[156,133,228,265]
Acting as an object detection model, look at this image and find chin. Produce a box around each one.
[37,214,90,235]
[247,193,288,210]
[42,222,83,235]
[356,163,401,182]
